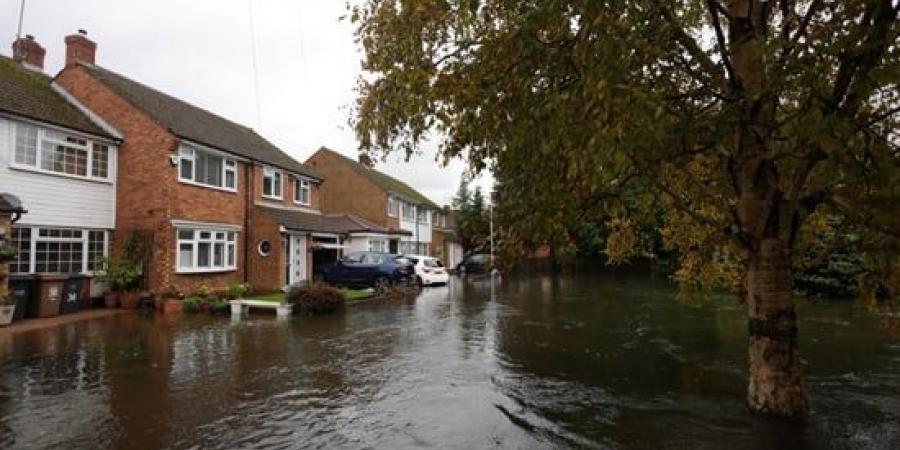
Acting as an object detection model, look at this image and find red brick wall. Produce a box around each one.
[305,149,391,227]
[56,66,246,295]
[250,163,322,210]
[247,207,283,293]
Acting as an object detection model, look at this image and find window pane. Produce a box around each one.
[91,144,109,178]
[273,172,281,195]
[41,141,87,176]
[227,243,235,267]
[263,176,273,196]
[213,242,225,267]
[179,243,194,269]
[180,157,193,180]
[10,227,32,273]
[87,231,106,271]
[34,233,85,274]
[199,231,211,240]
[197,242,211,267]
[178,230,194,240]
[15,124,38,166]
[225,170,235,189]
[205,154,222,186]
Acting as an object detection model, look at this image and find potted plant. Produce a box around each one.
[160,285,183,314]
[0,293,15,327]
[95,258,142,309]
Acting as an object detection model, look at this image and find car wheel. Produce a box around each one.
[374,276,392,294]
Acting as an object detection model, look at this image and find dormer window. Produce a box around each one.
[294,178,311,205]
[262,166,282,199]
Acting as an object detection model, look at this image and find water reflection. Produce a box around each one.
[0,272,899,449]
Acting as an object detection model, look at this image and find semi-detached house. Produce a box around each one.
[306,147,462,264]
[44,31,402,294]
[0,35,119,296]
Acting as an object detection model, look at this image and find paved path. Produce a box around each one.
[0,309,131,335]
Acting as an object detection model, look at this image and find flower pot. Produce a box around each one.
[0,305,15,327]
[119,292,140,310]
[104,291,119,308]
[163,298,182,314]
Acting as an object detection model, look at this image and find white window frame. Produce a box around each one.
[10,122,113,183]
[417,207,430,225]
[177,144,237,192]
[387,196,399,217]
[401,201,415,221]
[9,226,108,275]
[176,227,238,273]
[367,239,388,252]
[293,177,311,206]
[262,166,283,200]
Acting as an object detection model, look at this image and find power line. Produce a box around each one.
[246,0,262,130]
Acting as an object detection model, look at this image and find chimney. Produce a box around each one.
[12,34,46,70]
[64,29,96,66]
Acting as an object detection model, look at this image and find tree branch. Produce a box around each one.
[706,0,739,90]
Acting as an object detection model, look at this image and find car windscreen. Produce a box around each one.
[423,259,443,268]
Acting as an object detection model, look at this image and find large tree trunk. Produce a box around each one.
[745,237,807,417]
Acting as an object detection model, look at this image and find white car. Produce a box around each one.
[406,255,450,286]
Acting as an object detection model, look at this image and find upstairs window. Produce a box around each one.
[262,166,282,199]
[178,144,236,190]
[13,123,110,181]
[401,202,415,221]
[294,178,311,205]
[387,196,399,217]
[417,208,429,224]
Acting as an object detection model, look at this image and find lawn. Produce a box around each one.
[248,288,375,304]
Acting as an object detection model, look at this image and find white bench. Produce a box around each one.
[230,300,293,317]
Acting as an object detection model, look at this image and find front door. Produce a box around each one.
[288,234,308,286]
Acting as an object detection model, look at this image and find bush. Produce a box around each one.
[227,282,250,300]
[182,297,202,313]
[286,282,346,315]
[211,300,230,315]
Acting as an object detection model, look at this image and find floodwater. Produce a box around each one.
[1,271,898,450]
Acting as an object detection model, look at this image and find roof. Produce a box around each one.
[76,62,319,179]
[0,55,111,138]
[257,206,411,236]
[314,147,440,209]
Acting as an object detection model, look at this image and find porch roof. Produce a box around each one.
[257,206,411,236]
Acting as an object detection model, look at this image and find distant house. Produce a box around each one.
[0,35,120,294]
[306,147,448,257]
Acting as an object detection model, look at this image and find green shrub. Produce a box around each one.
[182,297,202,313]
[286,282,346,315]
[227,282,250,300]
[211,300,230,315]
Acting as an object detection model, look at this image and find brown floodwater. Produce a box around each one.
[1,270,898,450]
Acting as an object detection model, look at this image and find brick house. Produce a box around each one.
[52,31,354,294]
[306,147,458,260]
[0,35,120,295]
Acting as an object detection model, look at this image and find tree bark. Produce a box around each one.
[745,237,807,418]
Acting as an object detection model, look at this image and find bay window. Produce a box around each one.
[13,122,111,181]
[9,227,108,274]
[262,166,282,199]
[177,228,237,273]
[294,178,311,205]
[178,144,236,191]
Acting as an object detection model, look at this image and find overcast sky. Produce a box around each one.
[1,0,492,206]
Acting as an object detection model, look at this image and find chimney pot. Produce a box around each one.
[78,29,87,35]
[11,35,46,70]
[65,30,97,66]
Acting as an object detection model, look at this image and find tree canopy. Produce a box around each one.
[351,0,900,417]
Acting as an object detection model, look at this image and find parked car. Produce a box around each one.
[316,251,415,289]
[405,255,450,286]
[456,254,493,275]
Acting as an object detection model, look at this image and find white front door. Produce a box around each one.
[288,234,307,285]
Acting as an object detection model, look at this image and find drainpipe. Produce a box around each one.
[243,161,253,284]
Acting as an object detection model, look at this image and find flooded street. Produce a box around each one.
[1,271,899,450]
